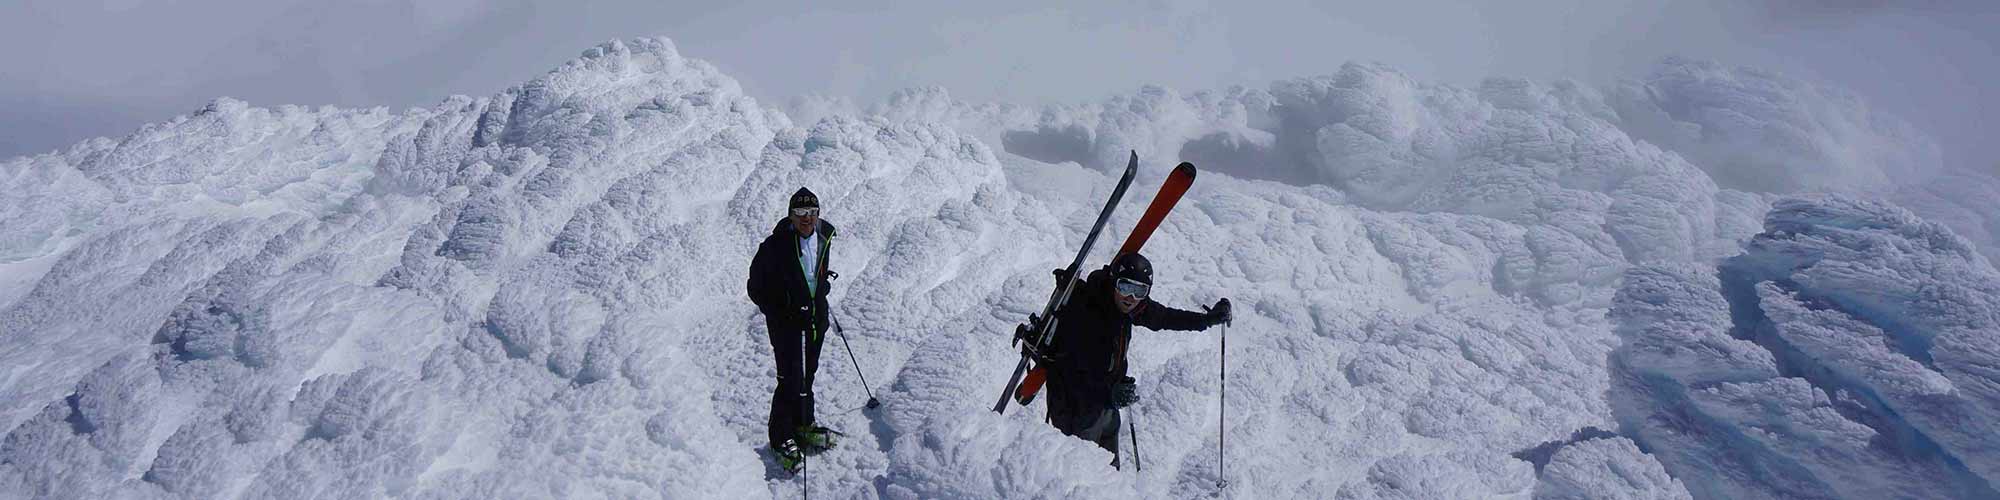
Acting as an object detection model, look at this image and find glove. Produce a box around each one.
[1110,376,1139,408]
[1203,298,1232,327]
[1051,268,1074,289]
[1200,298,1232,326]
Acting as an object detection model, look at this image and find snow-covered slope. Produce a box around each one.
[1,37,1994,499]
[1611,196,2000,499]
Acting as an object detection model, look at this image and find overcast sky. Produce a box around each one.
[2,0,1993,172]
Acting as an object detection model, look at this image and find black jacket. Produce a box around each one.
[1046,267,1208,413]
[746,218,836,335]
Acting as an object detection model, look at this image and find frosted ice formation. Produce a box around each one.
[1611,196,2000,499]
[1607,57,1945,194]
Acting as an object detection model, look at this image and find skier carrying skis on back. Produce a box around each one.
[746,187,840,474]
[1041,252,1230,468]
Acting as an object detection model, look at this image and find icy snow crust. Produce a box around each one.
[0,37,1991,498]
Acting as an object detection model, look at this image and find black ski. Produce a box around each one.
[993,151,1140,414]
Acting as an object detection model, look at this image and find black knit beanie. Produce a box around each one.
[789,187,819,210]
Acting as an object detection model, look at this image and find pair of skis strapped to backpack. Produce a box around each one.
[993,152,1198,414]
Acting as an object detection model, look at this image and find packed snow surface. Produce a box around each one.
[2,37,1994,499]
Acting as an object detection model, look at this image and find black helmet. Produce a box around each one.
[1110,252,1152,285]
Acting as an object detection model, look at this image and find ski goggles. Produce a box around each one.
[1114,277,1151,299]
[790,207,820,217]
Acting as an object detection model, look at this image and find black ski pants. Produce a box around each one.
[768,320,824,447]
[1049,393,1123,466]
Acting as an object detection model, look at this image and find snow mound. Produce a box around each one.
[1532,437,1690,500]
[1610,195,2000,499]
[3,37,777,498]
[1607,57,1945,193]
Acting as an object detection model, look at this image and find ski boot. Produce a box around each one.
[770,439,804,475]
[796,425,842,455]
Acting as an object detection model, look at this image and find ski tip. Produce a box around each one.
[1176,162,1197,177]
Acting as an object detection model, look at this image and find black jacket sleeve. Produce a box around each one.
[1132,299,1210,332]
[746,239,780,316]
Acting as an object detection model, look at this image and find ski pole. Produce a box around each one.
[831,312,881,409]
[803,312,812,500]
[1127,410,1143,472]
[1219,321,1228,490]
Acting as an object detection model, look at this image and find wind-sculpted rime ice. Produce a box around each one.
[1611,196,2000,499]
[887,63,1770,267]
[0,36,1994,499]
[1894,170,2000,263]
[1532,437,1690,500]
[1607,57,1945,194]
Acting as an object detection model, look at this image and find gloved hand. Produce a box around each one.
[1051,268,1074,289]
[1204,298,1232,327]
[1110,376,1139,408]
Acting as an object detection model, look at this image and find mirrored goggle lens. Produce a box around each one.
[1114,278,1150,299]
[791,207,820,217]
